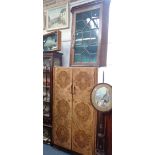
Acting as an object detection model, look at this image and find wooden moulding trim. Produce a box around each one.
[71,0,103,13]
[70,63,100,67]
[94,67,98,155]
[43,29,60,37]
[70,0,111,67]
[43,52,63,56]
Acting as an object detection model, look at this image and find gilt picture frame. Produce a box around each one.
[46,3,69,31]
[43,11,46,30]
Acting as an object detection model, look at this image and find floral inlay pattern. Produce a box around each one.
[74,130,90,148]
[75,103,90,122]
[56,126,69,143]
[57,71,70,88]
[56,99,70,117]
[75,71,92,90]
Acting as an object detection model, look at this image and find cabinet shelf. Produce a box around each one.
[43,97,50,102]
[43,82,50,85]
[43,117,51,123]
[43,70,50,73]
[43,113,50,117]
[43,124,52,128]
[43,135,51,144]
[43,138,51,144]
[43,86,50,88]
[43,115,51,119]
[43,51,62,145]
[43,100,50,103]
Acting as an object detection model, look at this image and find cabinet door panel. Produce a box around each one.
[70,1,107,67]
[53,67,72,150]
[72,67,97,155]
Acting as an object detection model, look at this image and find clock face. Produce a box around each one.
[91,83,112,112]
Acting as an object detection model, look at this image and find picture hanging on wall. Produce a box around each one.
[46,3,69,31]
[43,11,46,30]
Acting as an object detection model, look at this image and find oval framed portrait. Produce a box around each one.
[91,83,112,112]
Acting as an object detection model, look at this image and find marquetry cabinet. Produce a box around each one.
[52,67,98,155]
[70,0,110,67]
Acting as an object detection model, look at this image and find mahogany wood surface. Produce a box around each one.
[104,111,112,155]
[70,0,110,67]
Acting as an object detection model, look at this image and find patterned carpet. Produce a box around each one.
[43,144,71,155]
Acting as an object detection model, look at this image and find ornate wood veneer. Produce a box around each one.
[52,67,98,155]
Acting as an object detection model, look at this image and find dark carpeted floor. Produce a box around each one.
[43,144,71,155]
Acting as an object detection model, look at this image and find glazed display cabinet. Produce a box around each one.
[43,52,62,144]
[70,0,109,67]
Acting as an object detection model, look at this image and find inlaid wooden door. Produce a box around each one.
[52,67,72,150]
[72,67,97,155]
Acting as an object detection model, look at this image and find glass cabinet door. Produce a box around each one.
[70,1,104,66]
[74,9,100,63]
[70,0,110,67]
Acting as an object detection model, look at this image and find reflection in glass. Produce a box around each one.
[92,9,99,18]
[82,11,91,20]
[43,59,52,69]
[76,21,85,31]
[95,87,110,107]
[54,58,61,66]
[87,46,97,54]
[75,32,83,45]
[43,127,51,142]
[90,29,98,45]
[81,51,89,62]
[91,83,112,112]
[74,8,100,63]
[43,33,57,51]
[43,103,50,114]
[90,54,96,62]
[74,54,81,62]
[75,46,83,54]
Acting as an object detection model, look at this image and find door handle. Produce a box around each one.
[70,84,73,94]
[73,85,76,95]
[71,84,76,95]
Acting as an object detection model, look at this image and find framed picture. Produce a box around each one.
[91,83,112,112]
[43,30,61,52]
[46,3,69,31]
[43,11,46,30]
